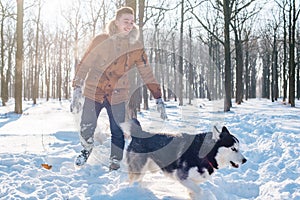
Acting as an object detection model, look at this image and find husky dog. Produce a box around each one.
[124,119,247,199]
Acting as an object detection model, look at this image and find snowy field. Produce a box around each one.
[0,98,299,200]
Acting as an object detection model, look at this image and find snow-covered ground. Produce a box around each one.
[0,98,299,200]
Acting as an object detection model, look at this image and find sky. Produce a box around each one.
[41,0,74,26]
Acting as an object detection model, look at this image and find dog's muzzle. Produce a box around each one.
[230,158,247,168]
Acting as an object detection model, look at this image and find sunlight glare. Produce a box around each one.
[42,0,73,25]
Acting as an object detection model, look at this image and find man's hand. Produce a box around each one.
[156,98,167,120]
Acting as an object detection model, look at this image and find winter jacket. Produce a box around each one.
[73,33,162,105]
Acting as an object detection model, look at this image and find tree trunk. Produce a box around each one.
[271,30,279,102]
[125,0,136,11]
[262,51,271,99]
[33,0,41,104]
[288,0,297,107]
[57,36,63,101]
[244,33,249,100]
[4,36,13,103]
[297,29,300,100]
[126,0,140,119]
[15,0,23,114]
[223,0,232,111]
[234,31,244,105]
[273,50,279,101]
[138,0,149,110]
[172,33,177,102]
[1,14,6,106]
[188,27,193,105]
[250,60,257,98]
[283,4,288,102]
[178,0,184,106]
[208,36,213,101]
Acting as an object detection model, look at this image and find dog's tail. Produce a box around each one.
[120,118,152,138]
[120,118,142,137]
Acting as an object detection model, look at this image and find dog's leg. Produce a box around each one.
[127,152,148,184]
[145,159,160,173]
[179,179,202,200]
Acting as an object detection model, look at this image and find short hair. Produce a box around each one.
[116,7,134,19]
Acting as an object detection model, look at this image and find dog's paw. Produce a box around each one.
[189,190,217,200]
[189,191,203,200]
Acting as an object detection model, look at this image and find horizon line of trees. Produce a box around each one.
[0,0,299,114]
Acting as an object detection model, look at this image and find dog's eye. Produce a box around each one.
[231,147,238,152]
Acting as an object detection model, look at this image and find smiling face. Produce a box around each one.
[115,13,135,35]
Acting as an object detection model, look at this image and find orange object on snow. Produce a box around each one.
[41,163,52,170]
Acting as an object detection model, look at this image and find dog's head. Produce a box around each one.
[214,126,247,169]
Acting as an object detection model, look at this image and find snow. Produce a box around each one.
[0,98,299,200]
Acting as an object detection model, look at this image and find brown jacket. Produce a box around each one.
[74,33,162,105]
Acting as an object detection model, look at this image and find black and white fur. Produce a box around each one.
[123,119,247,198]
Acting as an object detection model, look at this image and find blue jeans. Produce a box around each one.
[80,98,125,161]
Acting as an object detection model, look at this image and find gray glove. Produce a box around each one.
[70,86,83,113]
[156,98,167,120]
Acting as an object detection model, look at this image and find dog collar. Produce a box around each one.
[208,160,214,169]
[205,157,216,169]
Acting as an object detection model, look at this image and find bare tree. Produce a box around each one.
[189,0,232,111]
[271,23,280,102]
[139,0,150,110]
[231,0,260,105]
[142,1,180,107]
[276,0,289,102]
[15,0,23,114]
[287,0,300,107]
[125,0,140,119]
[297,28,300,100]
[63,30,72,100]
[40,26,51,101]
[222,0,232,111]
[177,0,184,106]
[0,1,14,106]
[63,0,87,73]
[88,0,105,37]
[260,29,272,99]
[5,28,15,100]
[190,0,259,110]
[244,28,258,100]
[232,12,244,105]
[57,33,63,101]
[32,0,42,104]
[188,26,193,104]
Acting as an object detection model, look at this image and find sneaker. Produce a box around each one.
[75,149,91,166]
[109,158,120,171]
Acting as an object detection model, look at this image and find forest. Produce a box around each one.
[0,0,299,114]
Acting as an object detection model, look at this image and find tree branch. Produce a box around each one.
[189,10,224,45]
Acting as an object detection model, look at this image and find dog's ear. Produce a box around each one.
[222,126,230,134]
[220,126,230,138]
[212,126,221,141]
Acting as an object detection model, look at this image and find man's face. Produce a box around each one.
[115,13,135,35]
